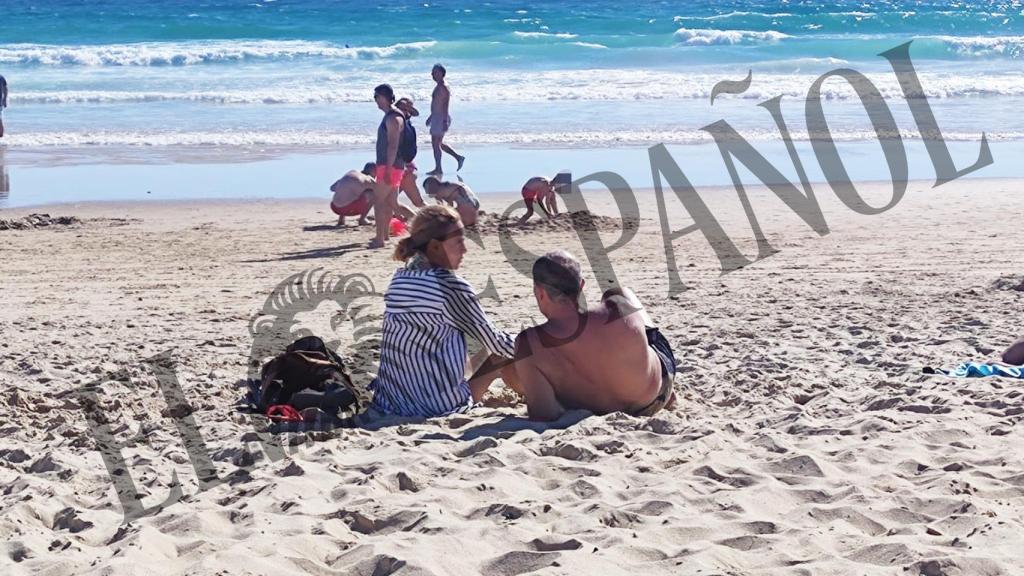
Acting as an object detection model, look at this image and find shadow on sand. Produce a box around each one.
[241,242,364,263]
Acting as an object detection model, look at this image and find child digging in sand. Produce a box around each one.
[423,175,481,227]
[516,173,569,226]
[329,163,376,227]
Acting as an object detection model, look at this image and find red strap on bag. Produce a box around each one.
[265,404,304,422]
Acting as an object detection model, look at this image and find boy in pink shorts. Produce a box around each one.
[516,172,569,226]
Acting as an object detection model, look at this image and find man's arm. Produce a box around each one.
[514,331,565,421]
[385,113,402,167]
[0,78,7,107]
[439,86,451,129]
[1003,337,1024,365]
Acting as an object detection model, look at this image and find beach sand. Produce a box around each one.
[1,179,1023,575]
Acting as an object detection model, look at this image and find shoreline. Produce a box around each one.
[2,176,1019,215]
[1,139,1016,210]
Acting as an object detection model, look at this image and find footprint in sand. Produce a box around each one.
[807,506,887,536]
[527,538,582,552]
[482,551,561,576]
[844,542,916,566]
[334,552,410,576]
[569,478,601,499]
[52,507,94,534]
[395,471,421,492]
[277,460,305,477]
[537,442,597,462]
[764,455,825,478]
[716,535,774,551]
[0,448,30,463]
[330,509,429,535]
[7,541,31,563]
[454,437,499,458]
[692,465,759,488]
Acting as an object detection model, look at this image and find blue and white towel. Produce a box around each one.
[927,362,1024,379]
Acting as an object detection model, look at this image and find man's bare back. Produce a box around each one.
[330,169,374,207]
[518,296,662,415]
[511,251,676,421]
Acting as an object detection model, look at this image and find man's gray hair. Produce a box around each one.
[532,250,582,302]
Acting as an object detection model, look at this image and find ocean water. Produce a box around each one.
[1,0,1022,150]
[0,0,1020,207]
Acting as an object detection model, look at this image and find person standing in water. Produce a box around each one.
[426,64,465,175]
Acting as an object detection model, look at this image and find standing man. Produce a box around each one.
[0,75,8,138]
[371,83,406,249]
[426,64,465,176]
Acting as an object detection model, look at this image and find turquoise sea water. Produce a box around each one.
[0,0,1020,205]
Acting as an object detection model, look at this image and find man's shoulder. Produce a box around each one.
[515,324,545,352]
[593,301,645,334]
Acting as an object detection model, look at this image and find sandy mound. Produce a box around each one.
[990,275,1024,292]
[0,213,138,231]
[473,210,638,236]
[0,213,82,230]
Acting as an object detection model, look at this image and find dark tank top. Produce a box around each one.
[376,110,406,169]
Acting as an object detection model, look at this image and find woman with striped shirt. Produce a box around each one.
[370,205,517,417]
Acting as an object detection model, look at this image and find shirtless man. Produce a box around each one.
[1004,337,1024,365]
[422,175,480,226]
[516,175,564,226]
[512,251,677,421]
[425,64,465,175]
[329,163,376,226]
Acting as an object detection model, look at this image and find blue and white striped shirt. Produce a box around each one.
[370,266,516,417]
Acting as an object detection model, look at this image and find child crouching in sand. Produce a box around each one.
[423,175,481,226]
[329,163,376,226]
[516,174,568,226]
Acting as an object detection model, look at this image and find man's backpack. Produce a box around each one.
[257,336,360,415]
[398,116,417,164]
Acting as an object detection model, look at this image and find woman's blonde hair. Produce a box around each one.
[393,205,462,261]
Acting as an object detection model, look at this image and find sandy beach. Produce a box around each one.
[1,178,1023,575]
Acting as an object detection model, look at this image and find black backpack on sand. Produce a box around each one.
[257,336,360,415]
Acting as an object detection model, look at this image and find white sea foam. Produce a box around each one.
[673,28,791,45]
[674,12,793,22]
[832,11,877,17]
[0,40,436,66]
[929,34,1024,58]
[15,69,1024,105]
[512,31,578,39]
[3,127,1016,149]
